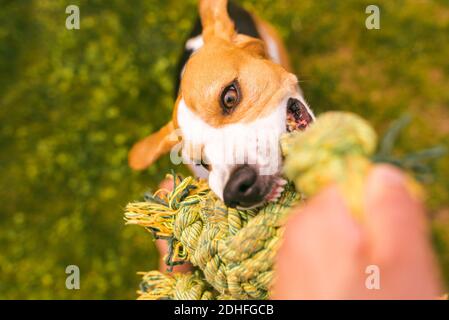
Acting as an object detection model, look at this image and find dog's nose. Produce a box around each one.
[223,165,265,208]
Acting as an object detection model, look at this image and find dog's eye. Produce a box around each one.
[220,81,241,114]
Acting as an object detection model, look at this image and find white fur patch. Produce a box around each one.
[185,35,204,52]
[176,95,312,200]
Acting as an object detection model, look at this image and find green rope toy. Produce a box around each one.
[125,111,428,300]
[127,176,299,299]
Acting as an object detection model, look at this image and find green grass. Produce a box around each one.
[0,0,448,299]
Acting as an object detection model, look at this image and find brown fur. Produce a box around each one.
[181,38,297,127]
[129,0,295,170]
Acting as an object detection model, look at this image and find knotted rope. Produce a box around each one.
[137,271,215,300]
[126,175,300,299]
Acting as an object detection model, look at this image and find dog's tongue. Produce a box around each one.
[286,98,313,132]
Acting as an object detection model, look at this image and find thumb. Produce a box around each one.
[364,165,442,299]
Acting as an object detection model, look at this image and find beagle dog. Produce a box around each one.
[129,0,314,209]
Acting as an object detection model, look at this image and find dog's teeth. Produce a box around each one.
[267,192,280,202]
[265,182,286,203]
[278,179,287,186]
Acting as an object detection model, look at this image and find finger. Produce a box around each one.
[364,164,442,299]
[273,186,364,299]
[155,178,192,273]
[155,239,193,273]
[158,177,174,192]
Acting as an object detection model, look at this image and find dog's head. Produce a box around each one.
[129,0,314,208]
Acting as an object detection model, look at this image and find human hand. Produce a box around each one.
[155,178,193,273]
[273,165,442,299]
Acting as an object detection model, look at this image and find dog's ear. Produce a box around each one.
[200,0,235,42]
[128,120,178,170]
[233,34,267,58]
[199,1,267,58]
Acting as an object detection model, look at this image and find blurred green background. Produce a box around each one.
[0,0,448,299]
